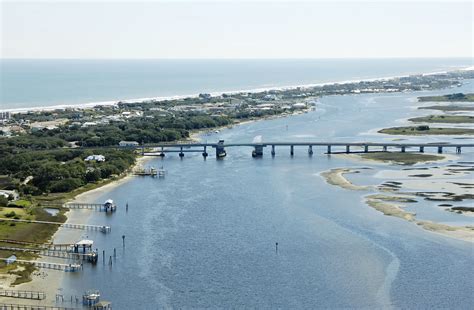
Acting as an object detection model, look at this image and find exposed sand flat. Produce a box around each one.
[416,221,474,242]
[321,166,474,243]
[366,195,416,221]
[320,168,373,191]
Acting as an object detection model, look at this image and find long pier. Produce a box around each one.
[135,141,474,158]
[0,304,75,310]
[0,218,111,233]
[0,246,96,261]
[0,290,46,300]
[0,258,81,272]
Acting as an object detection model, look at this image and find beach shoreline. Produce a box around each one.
[3,66,472,113]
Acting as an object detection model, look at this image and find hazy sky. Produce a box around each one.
[1,0,472,59]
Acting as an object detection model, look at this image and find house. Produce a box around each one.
[0,190,19,201]
[85,155,106,162]
[292,103,307,109]
[119,141,139,147]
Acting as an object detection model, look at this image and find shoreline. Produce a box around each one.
[0,156,154,306]
[2,66,472,113]
[320,165,474,243]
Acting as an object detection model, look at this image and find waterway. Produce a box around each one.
[60,81,473,309]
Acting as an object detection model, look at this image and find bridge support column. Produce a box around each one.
[419,146,424,153]
[290,145,294,156]
[456,146,461,154]
[308,145,313,156]
[179,147,184,158]
[364,145,369,153]
[383,146,387,152]
[438,146,443,154]
[401,146,406,153]
[253,145,263,158]
[346,145,350,153]
[160,146,165,157]
[216,141,226,158]
[271,145,275,156]
[141,146,145,156]
[327,145,332,154]
[202,146,208,158]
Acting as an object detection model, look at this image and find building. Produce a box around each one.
[85,155,106,162]
[0,112,11,120]
[0,190,19,201]
[119,141,139,147]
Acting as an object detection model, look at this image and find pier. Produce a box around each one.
[0,258,81,272]
[0,290,46,300]
[0,304,75,310]
[0,218,111,233]
[129,140,474,158]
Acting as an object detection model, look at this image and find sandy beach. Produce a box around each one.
[4,66,471,114]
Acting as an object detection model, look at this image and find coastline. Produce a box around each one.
[320,164,474,243]
[3,66,472,113]
[0,156,154,306]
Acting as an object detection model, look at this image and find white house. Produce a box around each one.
[119,141,139,147]
[85,155,106,162]
[0,190,19,201]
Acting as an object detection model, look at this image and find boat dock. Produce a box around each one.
[0,304,75,310]
[0,246,97,262]
[0,290,46,300]
[0,258,81,272]
[0,218,111,233]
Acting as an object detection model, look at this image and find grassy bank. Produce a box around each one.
[359,152,444,165]
[419,105,474,112]
[418,93,474,102]
[409,115,474,124]
[378,126,474,136]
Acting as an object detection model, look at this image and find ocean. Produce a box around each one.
[1,58,472,111]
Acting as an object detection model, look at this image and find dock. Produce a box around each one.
[0,290,46,300]
[0,258,82,272]
[0,304,75,310]
[0,218,111,233]
[0,246,97,262]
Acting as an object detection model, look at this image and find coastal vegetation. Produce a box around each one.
[417,93,474,102]
[359,152,444,165]
[418,105,474,112]
[378,126,474,136]
[408,115,474,124]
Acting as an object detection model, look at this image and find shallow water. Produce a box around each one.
[60,82,474,309]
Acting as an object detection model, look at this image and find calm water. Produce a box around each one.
[60,82,474,309]
[1,58,472,110]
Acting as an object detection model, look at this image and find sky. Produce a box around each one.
[1,0,472,59]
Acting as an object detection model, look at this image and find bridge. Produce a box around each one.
[134,140,474,158]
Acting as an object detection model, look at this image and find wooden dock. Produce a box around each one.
[0,258,82,272]
[0,218,111,233]
[0,246,96,261]
[0,304,75,310]
[0,290,45,300]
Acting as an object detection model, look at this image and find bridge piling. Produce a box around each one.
[456,146,461,153]
[401,146,406,153]
[420,146,424,153]
[327,145,332,154]
[271,145,275,156]
[438,146,443,154]
[383,145,387,152]
[290,145,294,156]
[202,146,208,158]
[308,145,313,156]
[364,145,369,153]
[346,145,350,153]
[179,147,184,158]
